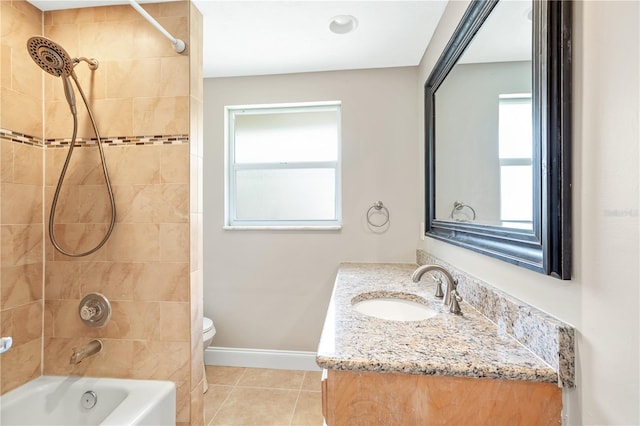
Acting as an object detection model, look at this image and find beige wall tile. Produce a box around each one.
[104,145,161,185]
[2,224,42,266]
[1,301,43,346]
[105,58,161,99]
[45,184,82,225]
[133,16,188,60]
[1,183,43,224]
[160,222,189,262]
[1,1,42,55]
[189,153,198,213]
[159,2,189,18]
[156,301,190,341]
[11,43,43,101]
[114,183,188,224]
[190,382,205,426]
[103,4,145,23]
[0,338,41,394]
[13,143,43,185]
[160,56,189,97]
[77,21,135,62]
[48,7,107,25]
[1,88,42,137]
[133,96,189,136]
[51,223,108,261]
[132,340,190,380]
[161,143,189,184]
[105,223,160,262]
[77,184,114,224]
[1,262,43,310]
[132,261,189,302]
[176,379,191,424]
[0,45,11,92]
[1,140,14,183]
[80,261,137,301]
[44,260,82,300]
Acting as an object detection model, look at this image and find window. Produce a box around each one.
[498,94,533,225]
[225,102,342,228]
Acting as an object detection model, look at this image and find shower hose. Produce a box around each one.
[49,72,116,257]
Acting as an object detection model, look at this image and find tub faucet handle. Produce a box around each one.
[79,293,111,328]
[80,305,97,321]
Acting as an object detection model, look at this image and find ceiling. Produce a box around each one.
[27,0,448,78]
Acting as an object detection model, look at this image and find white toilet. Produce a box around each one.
[202,316,216,394]
[203,316,216,350]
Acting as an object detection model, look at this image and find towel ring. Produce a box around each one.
[449,201,476,221]
[367,201,390,227]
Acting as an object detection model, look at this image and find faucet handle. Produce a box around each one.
[449,290,463,315]
[433,276,444,299]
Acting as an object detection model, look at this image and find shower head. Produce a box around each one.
[26,36,74,78]
[27,36,78,114]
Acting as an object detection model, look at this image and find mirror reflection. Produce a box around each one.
[434,0,533,228]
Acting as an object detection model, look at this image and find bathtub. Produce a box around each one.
[0,376,175,426]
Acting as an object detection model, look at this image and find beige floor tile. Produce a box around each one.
[237,368,305,390]
[290,391,323,426]
[301,371,322,392]
[210,387,298,426]
[206,365,246,386]
[204,385,233,425]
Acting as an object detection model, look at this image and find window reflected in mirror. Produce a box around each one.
[433,0,532,228]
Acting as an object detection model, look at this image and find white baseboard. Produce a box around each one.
[204,346,321,371]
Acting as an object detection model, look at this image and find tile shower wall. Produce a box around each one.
[188,3,205,425]
[0,0,44,394]
[1,1,203,424]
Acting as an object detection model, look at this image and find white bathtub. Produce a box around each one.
[0,376,175,426]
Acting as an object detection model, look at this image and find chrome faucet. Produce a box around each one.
[411,264,462,315]
[70,339,103,365]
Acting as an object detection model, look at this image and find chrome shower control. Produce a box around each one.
[78,293,111,328]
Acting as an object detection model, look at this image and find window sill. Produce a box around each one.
[223,225,342,231]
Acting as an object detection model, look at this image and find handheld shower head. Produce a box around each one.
[27,36,77,114]
[27,36,74,78]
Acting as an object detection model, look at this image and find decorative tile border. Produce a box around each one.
[0,128,44,146]
[45,134,189,147]
[417,249,576,388]
[0,128,188,148]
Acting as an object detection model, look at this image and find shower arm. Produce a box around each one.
[127,0,186,53]
[73,57,99,70]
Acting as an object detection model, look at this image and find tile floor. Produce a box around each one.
[204,366,324,426]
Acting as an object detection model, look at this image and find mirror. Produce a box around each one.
[424,0,572,279]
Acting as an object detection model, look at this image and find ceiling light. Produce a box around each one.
[329,15,358,35]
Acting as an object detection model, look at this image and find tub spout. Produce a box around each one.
[70,339,103,365]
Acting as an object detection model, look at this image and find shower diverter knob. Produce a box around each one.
[79,293,111,328]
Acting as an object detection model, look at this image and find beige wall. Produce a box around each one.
[418,1,639,424]
[0,0,44,394]
[203,67,421,351]
[1,1,203,424]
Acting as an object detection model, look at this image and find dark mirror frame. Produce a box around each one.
[424,0,572,279]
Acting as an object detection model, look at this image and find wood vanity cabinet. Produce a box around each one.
[321,369,562,425]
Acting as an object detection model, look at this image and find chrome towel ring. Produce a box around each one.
[449,201,476,221]
[367,201,390,227]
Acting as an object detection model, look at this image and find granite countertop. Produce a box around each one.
[316,263,558,384]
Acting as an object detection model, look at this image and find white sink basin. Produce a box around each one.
[352,296,437,321]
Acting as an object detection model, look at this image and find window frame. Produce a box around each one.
[224,101,342,229]
[498,94,533,224]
